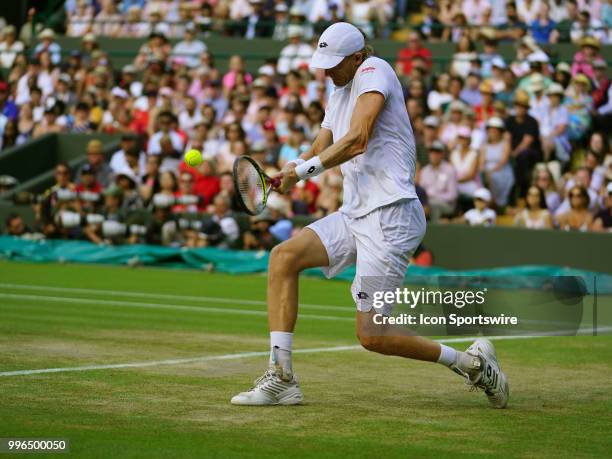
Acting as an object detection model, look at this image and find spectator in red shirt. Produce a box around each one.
[592,58,610,109]
[172,170,202,213]
[474,81,495,126]
[75,164,103,213]
[192,159,220,207]
[395,31,432,79]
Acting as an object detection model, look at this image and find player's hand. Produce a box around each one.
[272,164,299,194]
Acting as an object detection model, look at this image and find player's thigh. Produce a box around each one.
[269,226,330,272]
[351,199,426,313]
[305,211,357,278]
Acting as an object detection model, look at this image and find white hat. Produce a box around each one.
[424,115,439,128]
[287,24,303,38]
[310,22,365,70]
[474,187,492,202]
[546,82,564,96]
[159,86,174,97]
[39,28,55,40]
[111,87,129,99]
[530,74,545,92]
[258,64,275,76]
[115,168,138,184]
[491,56,506,69]
[457,126,472,138]
[606,182,612,194]
[486,117,505,129]
[528,51,549,64]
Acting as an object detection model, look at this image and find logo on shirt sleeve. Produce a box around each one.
[360,66,376,73]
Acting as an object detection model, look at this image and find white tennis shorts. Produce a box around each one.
[306,198,426,314]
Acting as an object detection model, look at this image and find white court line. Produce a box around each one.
[0,283,348,312]
[3,332,609,378]
[0,336,539,377]
[0,293,354,322]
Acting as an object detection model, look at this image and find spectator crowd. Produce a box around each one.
[1,1,611,254]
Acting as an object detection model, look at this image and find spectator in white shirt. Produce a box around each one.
[121,6,149,38]
[462,188,497,226]
[0,25,24,69]
[528,75,551,132]
[93,0,122,37]
[517,0,542,24]
[148,111,185,155]
[172,23,207,69]
[462,0,492,25]
[33,29,62,66]
[548,0,569,22]
[178,96,203,135]
[67,0,94,37]
[540,83,571,162]
[276,25,314,75]
[450,126,481,199]
[110,134,146,179]
[571,10,607,43]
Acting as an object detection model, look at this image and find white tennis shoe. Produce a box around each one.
[230,366,303,406]
[453,338,509,409]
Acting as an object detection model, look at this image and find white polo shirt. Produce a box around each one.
[322,56,417,219]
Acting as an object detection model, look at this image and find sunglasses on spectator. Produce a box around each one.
[570,193,584,198]
[55,170,69,176]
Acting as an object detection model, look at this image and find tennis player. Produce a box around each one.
[231,22,508,408]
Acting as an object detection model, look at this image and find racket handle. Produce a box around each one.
[270,177,281,188]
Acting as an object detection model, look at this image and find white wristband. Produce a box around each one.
[295,156,324,180]
[287,158,305,168]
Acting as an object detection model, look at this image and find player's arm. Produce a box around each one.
[317,91,384,168]
[276,92,384,193]
[299,127,333,161]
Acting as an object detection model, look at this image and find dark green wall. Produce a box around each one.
[423,224,611,273]
[0,133,120,199]
[50,36,612,75]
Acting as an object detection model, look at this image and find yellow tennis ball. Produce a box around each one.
[184,149,203,167]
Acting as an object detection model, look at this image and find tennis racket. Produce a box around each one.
[233,156,281,215]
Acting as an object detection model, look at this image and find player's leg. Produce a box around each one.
[231,212,356,406]
[355,309,443,361]
[266,227,329,369]
[267,227,329,332]
[351,199,509,407]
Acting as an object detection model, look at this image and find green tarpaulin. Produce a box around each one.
[0,236,610,293]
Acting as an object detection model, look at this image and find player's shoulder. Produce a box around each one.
[356,56,394,76]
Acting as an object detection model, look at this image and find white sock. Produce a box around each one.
[270,331,293,352]
[269,331,293,369]
[437,344,458,367]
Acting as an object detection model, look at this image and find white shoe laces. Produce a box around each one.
[251,369,277,390]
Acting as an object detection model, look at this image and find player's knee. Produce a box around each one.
[269,243,300,274]
[357,333,387,354]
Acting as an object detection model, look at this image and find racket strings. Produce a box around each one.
[236,158,266,214]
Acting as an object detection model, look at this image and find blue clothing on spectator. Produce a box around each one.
[479,52,503,79]
[33,42,62,65]
[460,88,482,107]
[1,100,19,121]
[279,144,308,163]
[270,219,293,241]
[531,19,556,44]
[121,0,146,13]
